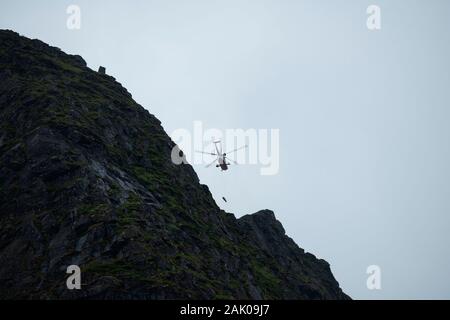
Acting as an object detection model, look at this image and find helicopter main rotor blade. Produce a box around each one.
[195,150,217,156]
[225,157,239,165]
[225,144,248,155]
[205,158,217,168]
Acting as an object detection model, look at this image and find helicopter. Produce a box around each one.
[197,140,247,171]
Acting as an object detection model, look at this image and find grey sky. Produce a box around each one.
[1,0,450,299]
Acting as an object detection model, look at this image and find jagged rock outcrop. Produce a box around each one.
[0,30,349,300]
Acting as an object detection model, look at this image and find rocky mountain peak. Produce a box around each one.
[0,29,349,300]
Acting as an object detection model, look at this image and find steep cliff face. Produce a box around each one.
[0,30,349,300]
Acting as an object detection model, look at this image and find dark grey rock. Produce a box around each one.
[0,29,349,300]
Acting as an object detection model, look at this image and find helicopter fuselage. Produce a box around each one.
[217,156,229,171]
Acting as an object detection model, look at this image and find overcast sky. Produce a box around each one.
[1,0,450,299]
